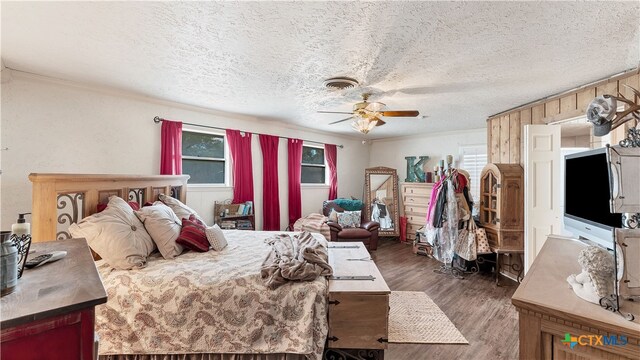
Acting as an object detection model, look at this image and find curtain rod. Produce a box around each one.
[153,116,344,148]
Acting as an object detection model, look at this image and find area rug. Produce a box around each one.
[388,291,468,344]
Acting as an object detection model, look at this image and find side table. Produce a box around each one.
[1,238,107,360]
[494,248,524,286]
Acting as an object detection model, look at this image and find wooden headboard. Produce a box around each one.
[29,173,190,242]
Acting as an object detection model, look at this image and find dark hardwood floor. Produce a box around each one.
[371,239,520,360]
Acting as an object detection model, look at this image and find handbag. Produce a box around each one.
[475,226,492,254]
[454,220,477,261]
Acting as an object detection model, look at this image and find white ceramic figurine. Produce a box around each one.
[567,245,615,304]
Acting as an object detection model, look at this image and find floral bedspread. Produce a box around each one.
[95,231,329,359]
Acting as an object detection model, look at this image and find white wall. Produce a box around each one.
[0,71,369,230]
[368,128,487,180]
[561,135,590,148]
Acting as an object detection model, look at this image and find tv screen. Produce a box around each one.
[565,149,622,228]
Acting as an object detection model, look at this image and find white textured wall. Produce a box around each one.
[368,129,487,180]
[0,71,368,230]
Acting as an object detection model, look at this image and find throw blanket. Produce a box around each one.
[261,231,333,289]
[293,213,330,241]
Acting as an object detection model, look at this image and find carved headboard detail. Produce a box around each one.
[29,173,189,242]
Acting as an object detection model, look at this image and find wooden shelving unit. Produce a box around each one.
[213,201,255,230]
[479,163,524,283]
[479,163,524,251]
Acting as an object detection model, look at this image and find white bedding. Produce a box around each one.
[95,230,329,359]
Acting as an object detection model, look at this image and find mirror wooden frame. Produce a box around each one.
[364,166,400,237]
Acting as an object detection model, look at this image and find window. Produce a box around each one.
[301,146,326,184]
[182,130,226,184]
[459,145,488,204]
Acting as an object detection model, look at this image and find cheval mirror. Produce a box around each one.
[364,167,400,237]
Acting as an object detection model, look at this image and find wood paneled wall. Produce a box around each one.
[487,69,640,164]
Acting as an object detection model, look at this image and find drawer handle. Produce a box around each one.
[329,300,340,305]
[328,336,339,342]
[378,337,389,343]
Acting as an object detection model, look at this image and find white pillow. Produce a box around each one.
[69,196,155,270]
[205,224,228,251]
[328,209,339,223]
[158,193,206,225]
[136,202,183,259]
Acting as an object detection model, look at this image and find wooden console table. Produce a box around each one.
[1,238,107,360]
[326,242,390,359]
[512,236,640,360]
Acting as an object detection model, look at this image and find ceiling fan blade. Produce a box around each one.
[329,116,354,125]
[375,119,387,127]
[381,110,420,117]
[318,111,354,115]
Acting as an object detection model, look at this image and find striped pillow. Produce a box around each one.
[176,216,210,252]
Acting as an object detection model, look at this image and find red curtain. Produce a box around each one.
[259,135,280,231]
[325,144,338,200]
[287,139,303,228]
[226,129,254,204]
[160,120,183,175]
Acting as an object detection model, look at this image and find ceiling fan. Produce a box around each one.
[318,93,420,134]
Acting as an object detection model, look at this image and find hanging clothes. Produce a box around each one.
[423,167,471,266]
[425,179,443,225]
[432,180,448,228]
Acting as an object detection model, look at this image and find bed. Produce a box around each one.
[29,173,329,360]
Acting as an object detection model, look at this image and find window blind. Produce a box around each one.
[459,145,488,204]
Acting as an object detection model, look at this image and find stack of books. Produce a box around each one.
[236,220,253,230]
[220,220,236,229]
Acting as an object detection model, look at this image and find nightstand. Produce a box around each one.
[1,238,107,360]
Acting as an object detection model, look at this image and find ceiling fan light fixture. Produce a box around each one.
[366,102,386,112]
[351,117,378,134]
[323,77,359,90]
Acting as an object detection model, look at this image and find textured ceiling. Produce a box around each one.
[2,2,639,139]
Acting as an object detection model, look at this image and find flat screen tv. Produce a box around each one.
[564,147,622,249]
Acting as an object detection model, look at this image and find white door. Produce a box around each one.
[524,124,562,273]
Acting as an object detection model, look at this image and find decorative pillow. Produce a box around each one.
[337,210,362,228]
[158,193,206,225]
[328,209,339,223]
[69,196,155,270]
[176,215,210,252]
[135,202,183,259]
[189,214,207,228]
[205,224,228,251]
[97,201,140,213]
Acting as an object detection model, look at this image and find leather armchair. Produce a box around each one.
[323,201,380,251]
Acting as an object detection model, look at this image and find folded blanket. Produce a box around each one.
[261,231,333,289]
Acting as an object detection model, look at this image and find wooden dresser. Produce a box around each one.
[400,182,434,242]
[512,236,640,360]
[327,242,390,358]
[1,238,107,360]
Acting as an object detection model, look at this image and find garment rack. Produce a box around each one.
[153,116,344,148]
